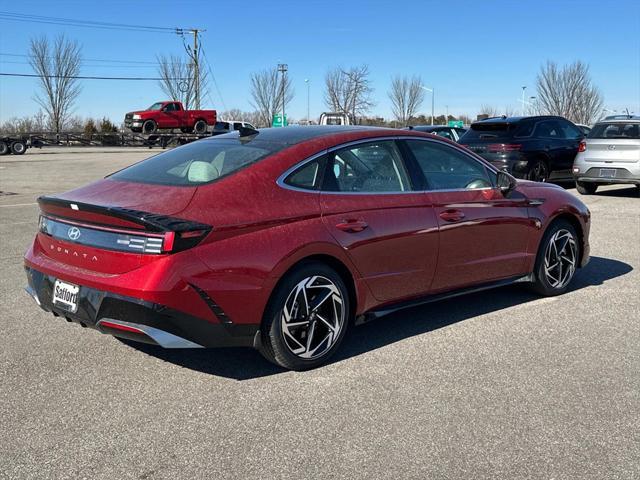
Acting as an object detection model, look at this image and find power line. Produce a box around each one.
[200,45,227,111]
[0,52,161,65]
[1,72,186,81]
[0,11,178,33]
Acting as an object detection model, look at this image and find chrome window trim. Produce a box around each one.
[276,135,501,195]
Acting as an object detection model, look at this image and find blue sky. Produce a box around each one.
[0,0,639,123]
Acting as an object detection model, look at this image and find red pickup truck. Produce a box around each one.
[124,101,217,134]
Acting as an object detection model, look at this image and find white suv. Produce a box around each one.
[572,116,640,195]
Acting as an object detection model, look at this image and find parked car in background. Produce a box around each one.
[212,120,257,135]
[24,126,591,370]
[575,124,592,136]
[124,101,217,134]
[319,112,352,125]
[459,115,584,182]
[572,116,640,195]
[406,125,467,142]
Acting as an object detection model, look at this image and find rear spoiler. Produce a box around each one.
[37,195,211,234]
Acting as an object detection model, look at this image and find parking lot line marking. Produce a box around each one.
[0,203,37,207]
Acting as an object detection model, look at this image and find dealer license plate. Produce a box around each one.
[599,168,616,178]
[53,279,79,313]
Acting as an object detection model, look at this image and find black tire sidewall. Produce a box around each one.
[194,120,207,134]
[142,120,157,134]
[10,141,26,155]
[0,142,8,155]
[576,181,597,195]
[527,159,549,182]
[261,262,351,370]
[532,220,579,296]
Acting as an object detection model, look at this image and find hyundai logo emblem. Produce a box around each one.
[67,227,81,241]
[608,145,616,150]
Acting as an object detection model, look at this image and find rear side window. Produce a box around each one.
[588,123,640,139]
[323,141,411,192]
[406,140,492,190]
[285,158,324,190]
[111,139,275,186]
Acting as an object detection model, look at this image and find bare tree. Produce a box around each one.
[156,54,209,110]
[388,75,425,126]
[324,65,374,122]
[249,68,294,127]
[479,104,499,117]
[536,60,603,124]
[29,34,82,133]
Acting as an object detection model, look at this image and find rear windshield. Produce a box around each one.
[111,139,276,186]
[461,123,515,141]
[588,123,640,139]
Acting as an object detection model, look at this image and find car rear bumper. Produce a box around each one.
[25,266,259,349]
[574,166,640,185]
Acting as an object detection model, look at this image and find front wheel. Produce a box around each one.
[259,262,351,370]
[530,220,580,296]
[575,181,598,195]
[142,120,157,134]
[0,141,9,155]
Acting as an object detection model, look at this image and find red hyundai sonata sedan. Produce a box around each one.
[24,126,590,370]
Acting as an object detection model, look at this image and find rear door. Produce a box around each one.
[319,139,439,302]
[402,138,532,292]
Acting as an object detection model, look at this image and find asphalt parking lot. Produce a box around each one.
[1,147,638,479]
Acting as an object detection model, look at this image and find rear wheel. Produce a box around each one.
[526,159,549,182]
[575,181,598,195]
[530,220,579,296]
[0,141,9,155]
[142,120,157,134]
[193,119,207,134]
[10,141,26,155]
[259,262,350,371]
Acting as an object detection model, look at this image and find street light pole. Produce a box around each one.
[277,63,288,127]
[521,86,527,116]
[305,78,310,125]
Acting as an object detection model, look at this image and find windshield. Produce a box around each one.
[111,139,277,186]
[147,102,163,111]
[588,122,640,139]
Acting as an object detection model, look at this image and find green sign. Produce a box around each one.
[272,114,288,127]
[448,120,464,128]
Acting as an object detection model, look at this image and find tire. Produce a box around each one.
[575,181,598,195]
[525,159,549,183]
[259,262,351,370]
[193,119,207,134]
[530,220,580,296]
[142,120,157,134]
[0,141,9,155]
[10,141,26,155]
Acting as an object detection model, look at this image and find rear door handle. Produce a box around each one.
[439,209,465,222]
[335,219,368,232]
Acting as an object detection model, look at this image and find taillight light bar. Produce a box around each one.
[39,215,210,255]
[487,143,522,153]
[578,141,587,152]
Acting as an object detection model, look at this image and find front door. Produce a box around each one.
[319,140,439,302]
[402,138,533,293]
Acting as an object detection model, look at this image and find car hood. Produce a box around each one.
[55,178,197,216]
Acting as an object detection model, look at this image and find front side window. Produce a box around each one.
[322,141,411,193]
[534,120,565,138]
[406,140,493,190]
[559,121,583,139]
[111,139,276,186]
[147,102,163,111]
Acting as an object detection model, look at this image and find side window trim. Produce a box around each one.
[279,151,328,192]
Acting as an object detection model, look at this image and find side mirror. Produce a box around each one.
[497,170,517,196]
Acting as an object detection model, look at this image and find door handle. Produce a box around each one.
[439,209,465,222]
[335,219,368,232]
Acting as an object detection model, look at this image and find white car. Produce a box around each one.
[572,116,640,195]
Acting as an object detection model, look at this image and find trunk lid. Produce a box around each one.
[582,139,640,164]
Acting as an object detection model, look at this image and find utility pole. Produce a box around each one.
[305,78,310,124]
[176,28,206,109]
[277,63,288,127]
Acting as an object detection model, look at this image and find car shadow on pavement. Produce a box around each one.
[122,256,632,380]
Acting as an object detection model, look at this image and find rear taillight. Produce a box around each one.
[39,215,210,255]
[487,143,522,153]
[578,141,587,152]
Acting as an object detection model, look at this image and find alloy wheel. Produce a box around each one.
[530,161,548,182]
[280,275,345,359]
[543,229,577,289]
